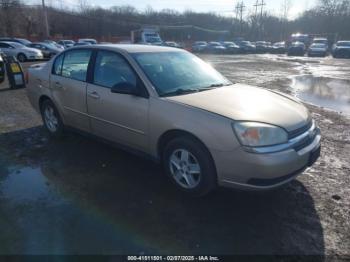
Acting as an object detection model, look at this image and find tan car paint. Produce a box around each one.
[26,45,320,190]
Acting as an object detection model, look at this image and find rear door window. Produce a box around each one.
[52,54,64,75]
[61,49,92,81]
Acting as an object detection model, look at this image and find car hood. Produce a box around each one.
[166,84,310,132]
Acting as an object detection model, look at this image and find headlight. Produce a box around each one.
[232,122,288,147]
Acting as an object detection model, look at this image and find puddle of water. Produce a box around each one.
[1,167,63,205]
[292,75,350,114]
[0,166,156,254]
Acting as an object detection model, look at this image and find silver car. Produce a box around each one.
[0,41,43,62]
[26,45,321,196]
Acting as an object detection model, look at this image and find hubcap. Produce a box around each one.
[169,149,201,189]
[44,106,58,133]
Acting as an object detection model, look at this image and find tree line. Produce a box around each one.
[0,0,350,42]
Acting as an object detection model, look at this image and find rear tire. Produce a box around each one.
[40,99,64,138]
[17,53,27,62]
[163,136,217,197]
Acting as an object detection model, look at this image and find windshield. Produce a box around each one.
[311,44,326,48]
[313,39,327,44]
[132,51,231,97]
[17,38,31,45]
[338,42,350,47]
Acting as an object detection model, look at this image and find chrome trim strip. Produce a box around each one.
[64,106,145,135]
[244,120,318,154]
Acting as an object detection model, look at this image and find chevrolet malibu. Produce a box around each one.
[26,45,321,196]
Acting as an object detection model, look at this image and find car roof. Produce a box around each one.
[73,44,185,53]
[0,41,16,45]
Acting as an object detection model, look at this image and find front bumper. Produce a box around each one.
[213,122,321,190]
[308,51,327,57]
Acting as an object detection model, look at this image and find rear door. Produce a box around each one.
[50,49,92,132]
[86,50,149,152]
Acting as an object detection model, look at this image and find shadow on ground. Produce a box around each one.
[0,127,325,255]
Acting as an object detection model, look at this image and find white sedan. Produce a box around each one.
[0,41,43,62]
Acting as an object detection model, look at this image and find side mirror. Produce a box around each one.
[111,82,140,96]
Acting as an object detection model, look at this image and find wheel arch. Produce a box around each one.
[39,95,51,110]
[38,95,65,124]
[157,129,216,170]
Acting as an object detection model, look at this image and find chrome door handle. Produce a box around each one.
[88,91,100,99]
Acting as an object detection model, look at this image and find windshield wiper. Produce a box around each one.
[161,88,199,97]
[197,83,231,92]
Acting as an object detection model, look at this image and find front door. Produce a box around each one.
[87,50,149,152]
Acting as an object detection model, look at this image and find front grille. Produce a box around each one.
[293,135,314,152]
[288,121,313,139]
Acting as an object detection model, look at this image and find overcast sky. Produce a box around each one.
[42,0,316,19]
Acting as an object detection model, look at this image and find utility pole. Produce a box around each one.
[253,0,266,39]
[235,1,245,36]
[42,0,50,38]
[259,0,266,38]
[253,0,259,40]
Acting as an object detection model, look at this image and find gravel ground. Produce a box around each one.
[0,54,349,256]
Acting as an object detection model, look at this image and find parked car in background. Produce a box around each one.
[287,42,306,56]
[57,40,75,49]
[27,42,62,59]
[26,45,321,196]
[312,37,328,47]
[307,43,328,57]
[43,40,65,50]
[0,41,43,62]
[271,42,287,54]
[74,42,92,46]
[332,41,350,58]
[290,33,311,47]
[78,38,98,45]
[164,41,182,48]
[222,42,240,54]
[255,41,269,53]
[236,41,256,53]
[192,41,208,53]
[0,37,32,46]
[205,42,226,53]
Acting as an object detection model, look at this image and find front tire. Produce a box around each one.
[163,136,217,197]
[40,99,64,138]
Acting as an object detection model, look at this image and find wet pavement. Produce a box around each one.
[0,54,349,255]
[291,76,350,115]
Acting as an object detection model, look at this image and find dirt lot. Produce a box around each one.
[0,54,349,256]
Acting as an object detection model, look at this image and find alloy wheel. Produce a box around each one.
[169,149,201,189]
